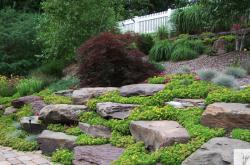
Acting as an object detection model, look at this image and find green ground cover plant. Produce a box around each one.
[51,149,74,165]
[232,129,250,142]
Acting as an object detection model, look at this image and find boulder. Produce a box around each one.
[166,99,205,109]
[55,89,74,97]
[11,95,42,108]
[4,107,17,115]
[201,103,250,129]
[20,116,45,134]
[72,87,119,104]
[130,121,190,151]
[30,100,46,113]
[79,122,111,138]
[96,102,138,119]
[182,137,250,165]
[212,38,228,54]
[39,104,88,124]
[120,84,165,97]
[38,130,77,154]
[73,144,124,165]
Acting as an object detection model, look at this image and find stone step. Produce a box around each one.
[120,84,165,97]
[72,87,119,104]
[96,102,138,120]
[201,103,250,129]
[39,104,88,124]
[38,130,77,155]
[73,144,124,165]
[182,137,250,165]
[166,98,205,109]
[79,122,111,138]
[130,120,190,151]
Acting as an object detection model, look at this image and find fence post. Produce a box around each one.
[134,16,139,33]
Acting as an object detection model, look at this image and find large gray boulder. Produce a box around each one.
[182,137,250,165]
[39,104,88,124]
[0,105,5,111]
[38,130,77,154]
[96,102,138,119]
[72,87,119,104]
[201,103,250,129]
[120,84,165,97]
[79,122,111,138]
[4,107,17,115]
[20,116,45,134]
[11,95,42,108]
[73,144,124,165]
[30,100,46,113]
[130,121,190,151]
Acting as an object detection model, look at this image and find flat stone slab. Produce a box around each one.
[72,87,119,104]
[38,130,77,154]
[130,121,190,151]
[73,144,124,165]
[55,89,74,97]
[11,96,42,108]
[39,104,88,124]
[201,103,250,129]
[79,122,111,138]
[182,137,250,165]
[120,84,165,97]
[20,116,45,134]
[96,102,138,119]
[166,99,205,109]
[4,107,17,115]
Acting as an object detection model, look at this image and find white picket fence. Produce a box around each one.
[118,9,174,34]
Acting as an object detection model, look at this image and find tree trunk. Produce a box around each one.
[240,32,246,51]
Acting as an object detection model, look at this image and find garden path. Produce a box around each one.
[0,146,52,165]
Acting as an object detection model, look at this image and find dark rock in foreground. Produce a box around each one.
[73,144,124,165]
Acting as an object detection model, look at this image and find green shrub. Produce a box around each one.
[36,60,66,77]
[174,38,205,55]
[0,8,41,76]
[224,67,247,78]
[170,46,198,61]
[205,87,250,104]
[51,149,73,165]
[198,69,218,81]
[0,76,17,97]
[149,40,173,62]
[157,26,169,40]
[232,129,250,142]
[48,76,80,92]
[149,61,165,72]
[16,78,44,96]
[212,74,238,88]
[188,39,205,54]
[137,34,154,55]
[219,35,235,42]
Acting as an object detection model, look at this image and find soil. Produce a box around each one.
[162,51,250,86]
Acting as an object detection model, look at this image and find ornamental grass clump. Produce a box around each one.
[224,67,247,78]
[170,46,198,61]
[149,40,173,62]
[212,74,238,88]
[198,69,218,81]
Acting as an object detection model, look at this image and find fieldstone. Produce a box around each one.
[182,137,250,165]
[72,87,119,104]
[73,144,124,165]
[11,96,42,108]
[55,89,74,97]
[213,38,228,54]
[20,116,45,134]
[39,104,88,124]
[120,84,165,97]
[0,105,4,111]
[166,99,205,109]
[79,122,111,138]
[4,107,17,115]
[130,121,190,151]
[96,102,138,119]
[30,100,46,113]
[38,130,77,154]
[201,103,250,129]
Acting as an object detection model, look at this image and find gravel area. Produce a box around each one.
[162,51,250,86]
